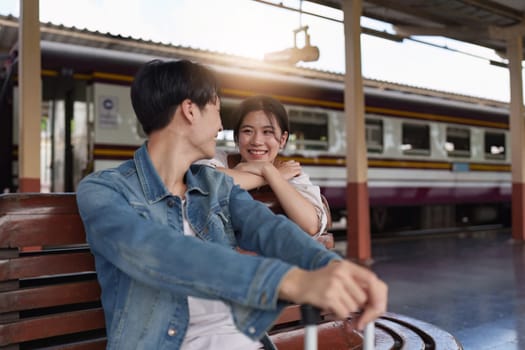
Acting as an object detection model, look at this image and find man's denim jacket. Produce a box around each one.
[76,143,341,350]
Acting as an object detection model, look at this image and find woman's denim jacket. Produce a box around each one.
[76,143,341,350]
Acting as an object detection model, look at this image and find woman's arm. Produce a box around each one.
[261,161,321,236]
[215,157,327,235]
[215,166,267,190]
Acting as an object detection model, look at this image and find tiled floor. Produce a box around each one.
[336,229,525,350]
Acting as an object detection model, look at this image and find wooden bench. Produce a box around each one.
[0,193,463,349]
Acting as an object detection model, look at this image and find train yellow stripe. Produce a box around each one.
[368,160,450,169]
[278,156,345,165]
[94,149,135,157]
[92,72,134,82]
[277,155,508,171]
[469,163,511,171]
[41,70,134,83]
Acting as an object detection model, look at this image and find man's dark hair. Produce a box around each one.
[130,59,218,135]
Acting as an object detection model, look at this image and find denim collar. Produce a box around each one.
[134,143,209,204]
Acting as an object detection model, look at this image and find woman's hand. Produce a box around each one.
[273,160,302,180]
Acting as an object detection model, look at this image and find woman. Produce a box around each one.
[211,95,328,237]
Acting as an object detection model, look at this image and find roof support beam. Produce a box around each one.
[508,34,525,241]
[489,22,525,41]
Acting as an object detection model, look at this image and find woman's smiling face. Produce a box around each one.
[237,110,288,162]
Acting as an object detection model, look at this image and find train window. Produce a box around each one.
[484,131,506,160]
[288,109,329,151]
[366,118,383,153]
[446,126,470,158]
[401,123,430,156]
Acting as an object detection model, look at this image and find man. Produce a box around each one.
[77,59,387,350]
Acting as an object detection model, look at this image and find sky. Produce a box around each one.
[0,0,518,102]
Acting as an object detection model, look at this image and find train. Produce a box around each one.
[0,19,511,235]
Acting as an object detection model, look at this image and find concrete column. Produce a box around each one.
[18,0,41,192]
[507,35,525,240]
[342,0,371,262]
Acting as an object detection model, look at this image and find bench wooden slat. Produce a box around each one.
[0,308,105,346]
[0,214,86,247]
[0,194,78,215]
[0,252,95,281]
[0,280,100,313]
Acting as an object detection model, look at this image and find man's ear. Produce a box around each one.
[180,99,194,123]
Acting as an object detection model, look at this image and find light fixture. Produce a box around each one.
[264,25,320,65]
[264,0,319,65]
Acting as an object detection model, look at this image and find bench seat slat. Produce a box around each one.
[0,308,105,346]
[0,252,95,281]
[0,280,100,313]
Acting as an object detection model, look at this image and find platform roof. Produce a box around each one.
[312,0,525,60]
[2,1,524,61]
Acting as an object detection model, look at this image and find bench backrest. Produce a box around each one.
[0,193,106,349]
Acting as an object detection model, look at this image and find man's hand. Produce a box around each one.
[278,260,388,330]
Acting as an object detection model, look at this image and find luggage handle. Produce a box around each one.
[300,305,375,350]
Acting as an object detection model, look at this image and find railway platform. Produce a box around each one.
[334,228,523,350]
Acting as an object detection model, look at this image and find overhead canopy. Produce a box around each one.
[312,0,525,60]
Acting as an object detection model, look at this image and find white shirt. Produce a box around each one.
[180,201,262,350]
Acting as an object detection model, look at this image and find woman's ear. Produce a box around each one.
[280,131,289,149]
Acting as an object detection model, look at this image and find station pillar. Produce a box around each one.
[343,0,371,262]
[507,34,525,241]
[18,0,41,192]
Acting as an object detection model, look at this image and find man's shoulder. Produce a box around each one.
[189,163,234,188]
[79,160,135,185]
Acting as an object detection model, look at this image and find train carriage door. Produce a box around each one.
[43,75,89,192]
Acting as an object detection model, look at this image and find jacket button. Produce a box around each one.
[167,328,177,336]
[248,326,256,334]
[167,199,175,208]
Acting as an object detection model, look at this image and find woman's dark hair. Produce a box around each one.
[233,95,290,145]
[130,59,218,135]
